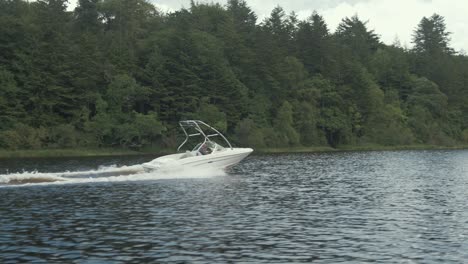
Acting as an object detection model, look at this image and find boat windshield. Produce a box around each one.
[213,143,224,152]
[193,141,223,155]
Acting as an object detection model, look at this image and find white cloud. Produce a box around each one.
[153,3,176,13]
[66,0,78,10]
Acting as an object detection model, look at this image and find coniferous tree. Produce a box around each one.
[296,12,331,75]
[336,15,381,65]
[412,14,453,55]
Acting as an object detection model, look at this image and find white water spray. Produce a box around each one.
[0,163,225,187]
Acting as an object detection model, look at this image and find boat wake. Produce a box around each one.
[0,164,226,187]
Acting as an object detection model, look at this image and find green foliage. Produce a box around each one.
[311,76,353,146]
[407,76,448,118]
[187,99,228,133]
[110,111,165,148]
[370,47,411,92]
[234,118,265,148]
[364,104,414,145]
[47,124,79,148]
[0,67,22,129]
[294,101,327,146]
[0,124,47,150]
[106,74,151,114]
[274,101,300,146]
[462,129,468,143]
[0,1,467,151]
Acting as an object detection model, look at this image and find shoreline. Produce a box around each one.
[1,145,467,159]
[0,148,152,159]
[257,144,468,154]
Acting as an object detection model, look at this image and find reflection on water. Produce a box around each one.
[1,150,468,263]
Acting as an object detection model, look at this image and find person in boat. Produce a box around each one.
[199,142,213,155]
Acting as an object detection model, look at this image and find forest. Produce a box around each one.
[1,0,468,151]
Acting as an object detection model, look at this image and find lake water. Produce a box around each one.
[1,150,468,263]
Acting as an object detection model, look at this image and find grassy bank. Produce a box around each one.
[1,144,467,159]
[256,144,468,154]
[0,148,143,159]
[255,146,337,153]
[337,144,468,152]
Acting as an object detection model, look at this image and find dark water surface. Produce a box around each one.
[1,150,468,263]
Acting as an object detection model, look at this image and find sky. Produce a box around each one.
[64,0,468,52]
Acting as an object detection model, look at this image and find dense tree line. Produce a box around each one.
[1,0,468,150]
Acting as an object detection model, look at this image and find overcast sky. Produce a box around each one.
[65,0,468,52]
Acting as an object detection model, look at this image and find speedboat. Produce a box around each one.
[142,120,253,172]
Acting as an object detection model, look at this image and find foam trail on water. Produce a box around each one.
[0,172,67,185]
[0,164,225,187]
[55,164,145,178]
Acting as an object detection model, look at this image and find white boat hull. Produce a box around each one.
[142,148,253,172]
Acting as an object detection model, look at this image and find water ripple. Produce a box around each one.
[1,150,468,263]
